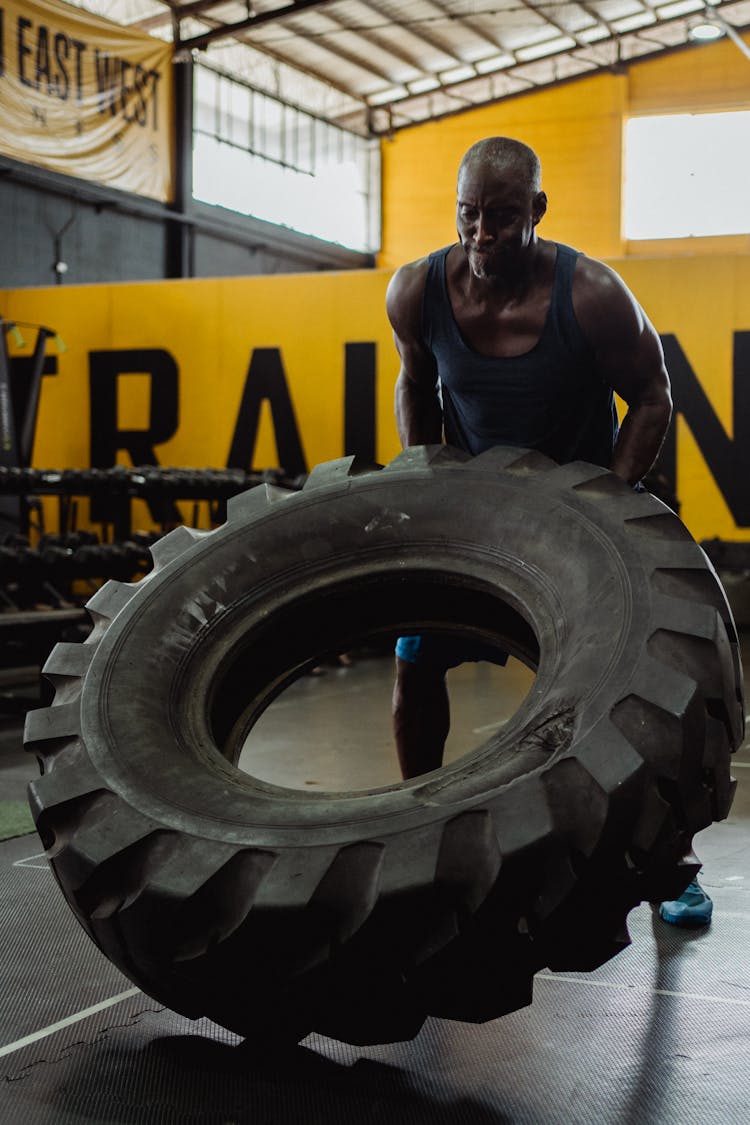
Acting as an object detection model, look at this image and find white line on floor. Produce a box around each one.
[537,973,750,1007]
[2,973,748,1061]
[12,852,49,869]
[0,988,141,1059]
[731,762,750,768]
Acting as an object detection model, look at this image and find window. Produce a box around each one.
[192,65,381,253]
[623,111,750,240]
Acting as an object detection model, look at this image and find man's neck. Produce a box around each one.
[461,237,548,304]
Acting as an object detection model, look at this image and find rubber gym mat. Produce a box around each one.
[2,823,749,1125]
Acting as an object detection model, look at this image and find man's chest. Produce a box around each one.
[449,285,554,358]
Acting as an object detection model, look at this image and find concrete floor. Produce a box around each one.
[238,649,535,790]
[1,644,749,1124]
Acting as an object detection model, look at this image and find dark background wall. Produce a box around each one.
[0,157,373,290]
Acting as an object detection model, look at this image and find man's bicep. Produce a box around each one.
[395,332,439,391]
[579,267,669,405]
[597,319,671,409]
[387,258,439,392]
[386,262,425,342]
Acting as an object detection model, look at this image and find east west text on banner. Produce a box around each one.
[0,0,173,201]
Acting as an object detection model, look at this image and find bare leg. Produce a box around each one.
[392,657,450,779]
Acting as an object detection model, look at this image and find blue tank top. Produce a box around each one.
[422,243,619,468]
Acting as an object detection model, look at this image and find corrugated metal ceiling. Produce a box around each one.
[68,0,750,134]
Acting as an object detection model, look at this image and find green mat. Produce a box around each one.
[0,801,36,842]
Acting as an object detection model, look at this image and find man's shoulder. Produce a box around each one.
[570,249,623,288]
[391,245,454,282]
[570,251,636,311]
[570,252,648,344]
[391,254,430,283]
[386,251,443,321]
[387,256,426,308]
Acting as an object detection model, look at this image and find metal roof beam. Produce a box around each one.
[137,0,317,33]
[176,0,339,48]
[423,0,514,58]
[290,11,436,80]
[260,13,400,84]
[194,20,373,118]
[516,0,589,48]
[576,1,618,37]
[364,0,473,68]
[195,15,396,85]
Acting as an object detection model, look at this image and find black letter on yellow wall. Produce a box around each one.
[89,348,179,522]
[344,342,376,463]
[226,348,307,477]
[657,333,750,525]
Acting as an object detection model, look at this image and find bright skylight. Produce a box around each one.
[624,111,750,239]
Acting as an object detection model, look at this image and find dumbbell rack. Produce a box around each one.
[0,465,302,711]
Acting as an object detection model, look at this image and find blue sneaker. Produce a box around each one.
[659,879,713,926]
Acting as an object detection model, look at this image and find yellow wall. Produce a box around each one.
[1,270,392,469]
[3,254,750,543]
[613,254,750,541]
[379,35,750,270]
[0,272,395,533]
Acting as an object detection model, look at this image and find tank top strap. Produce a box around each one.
[548,242,589,354]
[422,245,454,349]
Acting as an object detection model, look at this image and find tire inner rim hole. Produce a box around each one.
[205,573,540,793]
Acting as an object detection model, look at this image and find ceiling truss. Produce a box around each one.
[92,0,750,135]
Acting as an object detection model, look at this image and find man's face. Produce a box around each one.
[456,164,546,281]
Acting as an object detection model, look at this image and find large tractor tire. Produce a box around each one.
[24,446,742,1046]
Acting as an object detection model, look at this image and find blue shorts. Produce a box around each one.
[395,634,509,670]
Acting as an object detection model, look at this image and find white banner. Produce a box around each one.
[0,0,173,201]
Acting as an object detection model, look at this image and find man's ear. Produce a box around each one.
[533,191,548,225]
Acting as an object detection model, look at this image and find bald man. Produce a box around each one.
[386,136,711,927]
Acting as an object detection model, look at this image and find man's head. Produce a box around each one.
[456,137,547,281]
[458,137,542,193]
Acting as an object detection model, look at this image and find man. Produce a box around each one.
[386,135,711,927]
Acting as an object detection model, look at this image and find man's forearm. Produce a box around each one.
[610,399,672,485]
[395,371,443,448]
